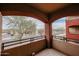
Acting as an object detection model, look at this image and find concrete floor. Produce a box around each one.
[35,49,66,56]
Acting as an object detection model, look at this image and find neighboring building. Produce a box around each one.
[66,17,79,41]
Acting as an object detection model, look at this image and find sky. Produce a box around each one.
[2,16,45,29]
[2,16,66,30]
[52,17,66,29]
[2,17,9,29]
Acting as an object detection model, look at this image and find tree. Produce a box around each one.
[6,16,36,40]
[37,29,44,36]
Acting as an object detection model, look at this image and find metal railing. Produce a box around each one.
[2,35,45,47]
[53,35,67,40]
[53,35,79,43]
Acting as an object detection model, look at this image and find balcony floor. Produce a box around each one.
[35,49,66,56]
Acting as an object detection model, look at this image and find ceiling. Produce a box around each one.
[0,3,70,14]
[28,3,69,13]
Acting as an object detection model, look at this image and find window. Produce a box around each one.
[67,16,79,34]
[2,16,45,48]
[69,26,79,34]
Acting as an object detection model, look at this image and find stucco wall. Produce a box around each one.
[1,39,46,56]
[66,19,79,40]
[53,40,79,56]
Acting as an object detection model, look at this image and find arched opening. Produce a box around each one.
[52,16,79,42]
[2,16,46,56]
[52,17,66,41]
[52,16,79,56]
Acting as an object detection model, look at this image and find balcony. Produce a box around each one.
[0,3,79,56]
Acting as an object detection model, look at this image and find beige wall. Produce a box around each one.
[53,40,79,56]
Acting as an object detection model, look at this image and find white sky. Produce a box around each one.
[52,17,66,29]
[2,16,66,30]
[2,16,45,29]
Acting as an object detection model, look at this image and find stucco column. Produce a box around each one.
[45,23,52,48]
[0,12,2,55]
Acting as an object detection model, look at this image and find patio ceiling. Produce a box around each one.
[0,3,69,14]
[1,3,79,23]
[28,3,69,14]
